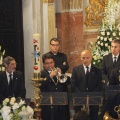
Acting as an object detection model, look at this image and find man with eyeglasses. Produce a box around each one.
[48,38,69,74]
[40,53,70,120]
[0,56,26,103]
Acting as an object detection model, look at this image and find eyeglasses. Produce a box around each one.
[50,44,60,47]
[44,62,54,65]
[9,63,17,66]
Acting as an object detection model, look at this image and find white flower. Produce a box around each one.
[100,43,103,46]
[101,31,105,36]
[93,56,97,60]
[1,106,11,119]
[107,32,110,35]
[0,97,34,120]
[93,62,95,64]
[97,41,100,44]
[105,43,108,47]
[113,32,116,36]
[109,38,112,42]
[98,60,100,62]
[19,99,25,107]
[3,98,9,105]
[12,103,20,110]
[104,37,107,41]
[100,37,103,40]
[10,97,16,105]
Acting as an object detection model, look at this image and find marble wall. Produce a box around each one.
[56,12,85,72]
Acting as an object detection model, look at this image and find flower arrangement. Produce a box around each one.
[90,0,120,68]
[0,46,5,71]
[91,26,120,68]
[0,97,33,120]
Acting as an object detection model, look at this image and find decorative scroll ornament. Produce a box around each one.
[85,0,106,27]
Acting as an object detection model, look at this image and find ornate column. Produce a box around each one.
[32,0,41,33]
[41,0,56,53]
[55,0,84,72]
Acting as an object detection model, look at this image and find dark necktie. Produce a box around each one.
[113,57,117,67]
[85,66,89,91]
[9,74,13,96]
[86,66,89,78]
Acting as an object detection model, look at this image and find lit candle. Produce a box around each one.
[33,34,40,75]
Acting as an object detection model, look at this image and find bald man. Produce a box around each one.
[71,50,102,120]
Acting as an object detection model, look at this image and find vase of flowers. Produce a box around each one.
[0,97,34,120]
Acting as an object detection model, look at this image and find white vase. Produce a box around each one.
[18,109,31,120]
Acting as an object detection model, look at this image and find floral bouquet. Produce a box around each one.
[90,0,120,68]
[0,97,34,120]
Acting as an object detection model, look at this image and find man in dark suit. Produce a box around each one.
[109,67,120,85]
[48,38,69,74]
[71,50,102,120]
[0,56,26,103]
[40,53,70,120]
[102,39,120,85]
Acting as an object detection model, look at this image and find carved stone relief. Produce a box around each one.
[84,0,106,28]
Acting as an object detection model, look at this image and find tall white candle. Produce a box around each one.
[33,34,40,74]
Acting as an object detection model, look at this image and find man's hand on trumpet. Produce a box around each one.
[50,67,61,78]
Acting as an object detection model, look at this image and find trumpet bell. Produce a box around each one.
[58,74,67,83]
[103,112,114,120]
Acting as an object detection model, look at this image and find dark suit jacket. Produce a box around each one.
[109,67,120,85]
[102,53,120,83]
[48,51,69,74]
[71,64,102,92]
[0,71,26,103]
[101,92,120,119]
[40,69,68,92]
[40,69,70,120]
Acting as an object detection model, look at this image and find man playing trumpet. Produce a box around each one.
[40,53,70,120]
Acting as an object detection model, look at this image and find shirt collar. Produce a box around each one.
[6,71,13,76]
[83,64,91,70]
[112,54,119,59]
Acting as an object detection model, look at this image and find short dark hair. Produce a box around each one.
[3,56,15,65]
[42,53,54,63]
[50,38,60,44]
[111,39,120,44]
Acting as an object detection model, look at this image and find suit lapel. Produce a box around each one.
[88,65,96,84]
[79,65,86,86]
[80,65,85,78]
[3,72,9,94]
[108,54,114,68]
[12,72,17,94]
[116,54,120,67]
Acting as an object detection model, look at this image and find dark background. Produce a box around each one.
[0,0,24,73]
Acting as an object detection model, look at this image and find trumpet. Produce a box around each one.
[51,67,68,83]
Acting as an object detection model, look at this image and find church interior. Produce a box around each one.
[0,0,120,119]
